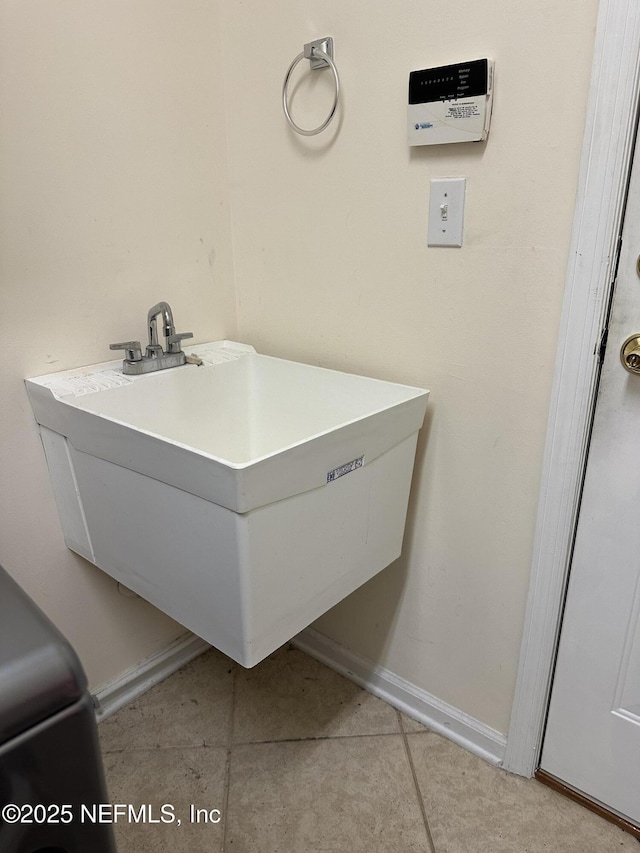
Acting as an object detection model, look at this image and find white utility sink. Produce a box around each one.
[26,341,429,666]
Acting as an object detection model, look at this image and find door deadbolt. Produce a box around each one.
[620,334,640,373]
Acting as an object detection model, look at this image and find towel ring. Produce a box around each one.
[282,37,340,137]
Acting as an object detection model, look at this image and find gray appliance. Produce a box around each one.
[0,564,116,852]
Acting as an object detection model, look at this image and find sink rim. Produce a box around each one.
[25,339,430,515]
[45,349,428,470]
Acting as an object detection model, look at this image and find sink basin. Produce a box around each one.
[26,341,429,666]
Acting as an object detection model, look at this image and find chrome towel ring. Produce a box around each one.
[282,37,340,137]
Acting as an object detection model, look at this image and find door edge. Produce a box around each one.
[503,0,640,776]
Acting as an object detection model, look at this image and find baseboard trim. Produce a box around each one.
[293,628,507,767]
[92,632,210,722]
[92,626,507,766]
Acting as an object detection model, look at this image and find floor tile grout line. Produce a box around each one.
[221,664,238,853]
[398,711,438,853]
[100,743,228,754]
[99,727,419,755]
[230,729,413,747]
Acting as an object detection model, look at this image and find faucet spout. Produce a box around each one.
[147,301,175,351]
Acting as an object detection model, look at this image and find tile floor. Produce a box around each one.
[98,645,638,852]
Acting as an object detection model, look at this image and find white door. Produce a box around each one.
[539,141,640,825]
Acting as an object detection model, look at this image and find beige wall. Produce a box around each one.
[1,0,599,735]
[220,1,599,733]
[0,1,236,685]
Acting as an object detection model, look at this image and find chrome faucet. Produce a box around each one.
[110,301,193,375]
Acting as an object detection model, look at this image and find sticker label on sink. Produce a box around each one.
[327,456,364,483]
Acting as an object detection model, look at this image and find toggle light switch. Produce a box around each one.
[428,177,466,247]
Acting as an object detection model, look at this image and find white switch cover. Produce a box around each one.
[428,177,466,247]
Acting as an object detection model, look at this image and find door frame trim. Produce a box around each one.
[504,0,640,776]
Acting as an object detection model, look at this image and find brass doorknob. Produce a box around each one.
[620,334,640,374]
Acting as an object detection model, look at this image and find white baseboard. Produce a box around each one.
[292,628,507,767]
[92,632,210,722]
[92,626,507,767]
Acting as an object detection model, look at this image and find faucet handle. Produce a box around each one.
[110,340,143,362]
[166,331,193,354]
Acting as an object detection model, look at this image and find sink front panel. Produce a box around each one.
[52,428,419,667]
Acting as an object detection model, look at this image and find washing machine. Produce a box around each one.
[0,564,116,852]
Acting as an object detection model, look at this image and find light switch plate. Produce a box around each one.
[428,177,466,247]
